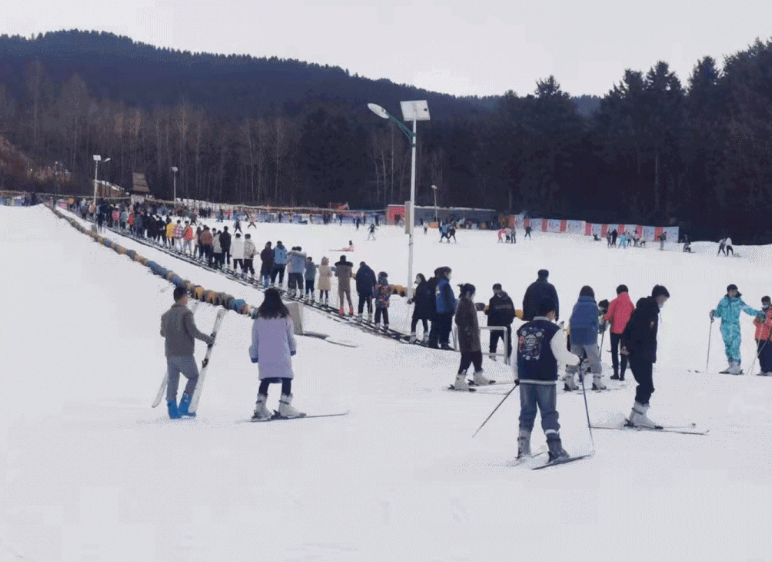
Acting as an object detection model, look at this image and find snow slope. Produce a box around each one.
[2,205,772,562]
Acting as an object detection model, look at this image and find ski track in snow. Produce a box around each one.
[2,205,772,561]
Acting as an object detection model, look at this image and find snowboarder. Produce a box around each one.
[408,273,434,343]
[514,297,579,461]
[452,283,492,390]
[710,284,763,374]
[318,257,333,306]
[753,296,772,376]
[621,285,670,428]
[522,269,559,322]
[485,283,516,361]
[335,256,355,316]
[160,287,215,419]
[611,229,618,247]
[563,286,606,391]
[435,267,457,350]
[249,288,304,421]
[373,271,391,330]
[603,284,634,381]
[355,261,377,321]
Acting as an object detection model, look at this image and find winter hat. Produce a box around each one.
[538,269,549,279]
[378,271,388,279]
[652,285,670,298]
[617,284,628,294]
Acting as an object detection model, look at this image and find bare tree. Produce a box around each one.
[26,59,45,153]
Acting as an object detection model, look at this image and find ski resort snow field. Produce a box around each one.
[2,204,772,561]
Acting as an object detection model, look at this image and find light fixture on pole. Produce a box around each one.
[171,167,179,206]
[367,100,430,300]
[431,184,439,223]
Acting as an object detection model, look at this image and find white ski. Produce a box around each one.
[152,301,200,408]
[188,308,228,414]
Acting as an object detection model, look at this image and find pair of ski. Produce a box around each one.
[248,411,350,423]
[510,449,593,470]
[151,305,227,413]
[591,420,708,435]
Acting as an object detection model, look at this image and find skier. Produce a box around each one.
[335,256,355,316]
[212,229,223,269]
[424,223,428,235]
[243,234,257,279]
[620,285,670,428]
[272,241,288,286]
[231,233,245,274]
[563,286,606,391]
[356,217,361,230]
[509,227,516,244]
[160,287,215,419]
[174,220,184,251]
[318,257,333,306]
[373,271,391,330]
[752,296,772,376]
[603,284,634,381]
[435,267,457,350]
[710,284,763,374]
[485,283,516,361]
[725,236,734,256]
[452,283,492,390]
[514,297,579,461]
[524,224,532,239]
[182,222,195,256]
[610,228,618,247]
[522,269,559,322]
[165,219,175,248]
[249,288,304,421]
[498,228,505,243]
[427,268,443,348]
[355,261,377,321]
[247,213,257,228]
[233,217,242,233]
[408,273,435,344]
[439,223,450,243]
[717,238,727,256]
[448,225,457,243]
[220,226,232,267]
[260,242,274,286]
[304,256,317,302]
[286,246,307,298]
[367,223,376,241]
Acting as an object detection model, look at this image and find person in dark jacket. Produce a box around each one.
[522,269,559,322]
[621,285,670,428]
[564,286,605,391]
[514,297,579,462]
[355,262,377,320]
[485,283,516,360]
[452,284,493,390]
[435,267,457,350]
[220,226,232,267]
[409,274,435,343]
[160,287,215,419]
[260,242,274,287]
[427,268,443,348]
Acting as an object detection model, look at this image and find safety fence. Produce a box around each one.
[508,215,679,243]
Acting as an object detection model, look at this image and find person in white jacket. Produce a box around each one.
[513,297,580,462]
[231,233,245,273]
[249,288,304,420]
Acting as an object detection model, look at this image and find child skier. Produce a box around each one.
[515,297,579,461]
[249,288,304,420]
[753,296,772,376]
[710,285,763,374]
[373,271,391,330]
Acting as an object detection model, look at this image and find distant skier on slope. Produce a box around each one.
[620,285,670,428]
[160,287,215,419]
[710,284,763,374]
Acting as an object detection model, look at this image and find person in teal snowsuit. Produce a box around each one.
[710,284,763,374]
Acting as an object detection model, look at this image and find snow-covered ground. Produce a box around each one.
[2,204,772,561]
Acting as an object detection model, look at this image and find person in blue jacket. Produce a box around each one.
[271,241,288,286]
[435,267,457,350]
[564,286,606,391]
[710,284,763,374]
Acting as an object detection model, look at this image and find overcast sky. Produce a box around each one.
[4,0,771,97]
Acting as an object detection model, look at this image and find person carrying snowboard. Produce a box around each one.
[710,284,763,374]
[160,287,215,419]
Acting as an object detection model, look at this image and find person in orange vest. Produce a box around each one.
[182,221,195,255]
[752,296,772,376]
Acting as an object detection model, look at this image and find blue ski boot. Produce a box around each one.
[178,394,196,417]
[167,399,181,419]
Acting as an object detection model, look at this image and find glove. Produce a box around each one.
[206,335,215,346]
[291,350,297,356]
[709,310,715,321]
[251,356,258,364]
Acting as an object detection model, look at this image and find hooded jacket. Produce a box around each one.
[621,297,661,363]
[335,259,354,291]
[486,291,516,326]
[374,274,391,309]
[455,295,481,352]
[356,265,377,295]
[604,292,634,334]
[412,280,435,319]
[274,244,288,265]
[435,277,457,315]
[522,278,559,321]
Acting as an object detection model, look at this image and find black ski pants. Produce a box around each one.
[610,332,628,378]
[411,316,429,335]
[375,307,389,326]
[489,325,513,358]
[437,313,453,345]
[458,350,483,373]
[629,354,654,405]
[272,264,286,285]
[258,377,291,396]
[358,294,373,315]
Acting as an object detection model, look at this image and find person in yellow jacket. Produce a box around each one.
[165,220,175,248]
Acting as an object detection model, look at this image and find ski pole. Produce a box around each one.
[578,359,596,453]
[749,338,769,377]
[706,318,714,373]
[472,381,519,438]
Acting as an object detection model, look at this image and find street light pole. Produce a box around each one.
[171,167,179,211]
[431,184,438,223]
[408,118,417,300]
[92,154,101,207]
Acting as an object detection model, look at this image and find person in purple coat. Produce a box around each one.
[249,289,305,420]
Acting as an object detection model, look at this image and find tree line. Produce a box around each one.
[0,31,771,242]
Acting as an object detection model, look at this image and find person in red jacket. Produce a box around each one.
[752,296,772,376]
[604,284,634,380]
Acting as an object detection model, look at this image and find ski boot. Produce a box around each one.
[348,308,354,317]
[339,307,345,316]
[452,372,470,391]
[592,374,607,391]
[728,361,743,375]
[167,399,180,420]
[563,375,579,391]
[178,393,196,417]
[546,433,570,462]
[251,394,272,421]
[440,343,453,351]
[278,394,305,419]
[409,332,417,344]
[628,401,658,428]
[610,366,620,380]
[517,429,531,459]
[473,370,494,385]
[422,334,429,345]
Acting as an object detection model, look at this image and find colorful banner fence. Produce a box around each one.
[512,214,678,242]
